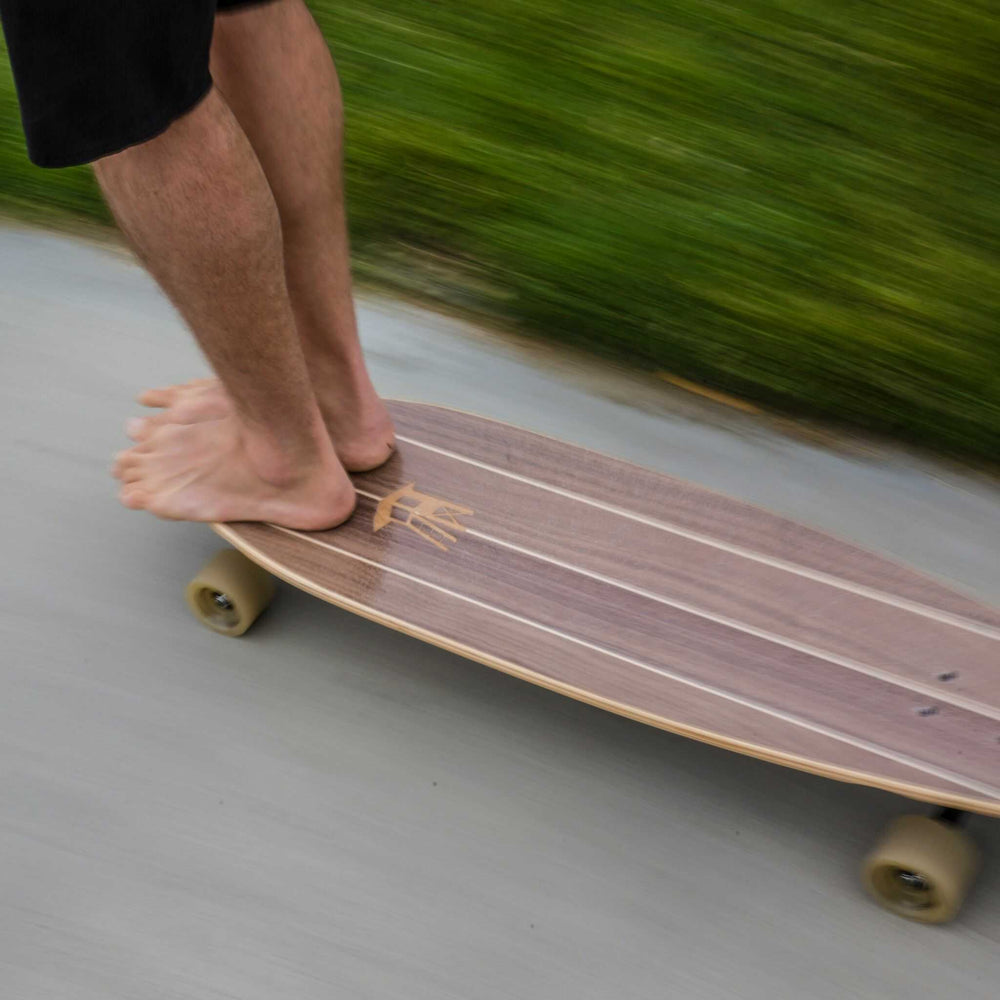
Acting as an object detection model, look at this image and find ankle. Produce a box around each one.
[239,411,343,489]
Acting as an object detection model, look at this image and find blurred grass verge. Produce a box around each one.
[2,2,998,462]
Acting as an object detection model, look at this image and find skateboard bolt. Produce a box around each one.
[896,870,931,894]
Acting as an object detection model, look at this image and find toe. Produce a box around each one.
[137,385,179,408]
[120,458,147,483]
[126,416,152,441]
[119,484,149,509]
[146,495,186,521]
[125,414,172,441]
[112,446,147,479]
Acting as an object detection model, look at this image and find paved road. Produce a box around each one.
[3,224,999,999]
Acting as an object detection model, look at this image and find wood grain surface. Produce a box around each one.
[216,402,1000,816]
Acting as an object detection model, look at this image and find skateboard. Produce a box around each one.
[184,401,1000,923]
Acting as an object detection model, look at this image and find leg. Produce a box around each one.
[100,87,354,528]
[139,0,395,472]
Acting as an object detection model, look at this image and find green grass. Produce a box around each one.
[3,2,998,460]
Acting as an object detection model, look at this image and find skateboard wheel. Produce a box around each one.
[185,549,276,637]
[861,815,979,923]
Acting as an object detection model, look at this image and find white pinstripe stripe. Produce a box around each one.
[395,434,1000,641]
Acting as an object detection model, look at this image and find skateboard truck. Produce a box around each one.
[935,807,966,827]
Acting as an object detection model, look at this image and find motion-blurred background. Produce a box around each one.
[2,1,997,461]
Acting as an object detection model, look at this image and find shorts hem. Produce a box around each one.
[27,75,214,169]
[217,0,281,12]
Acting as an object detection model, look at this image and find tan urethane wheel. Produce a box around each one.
[861,815,979,923]
[185,549,276,637]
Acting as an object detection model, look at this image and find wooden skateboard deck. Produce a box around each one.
[188,400,1000,920]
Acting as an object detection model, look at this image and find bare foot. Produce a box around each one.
[131,377,396,472]
[113,413,355,529]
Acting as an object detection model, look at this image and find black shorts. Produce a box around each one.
[0,0,275,168]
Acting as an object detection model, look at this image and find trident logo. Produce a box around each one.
[373,483,474,551]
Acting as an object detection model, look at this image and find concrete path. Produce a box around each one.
[3,224,999,999]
